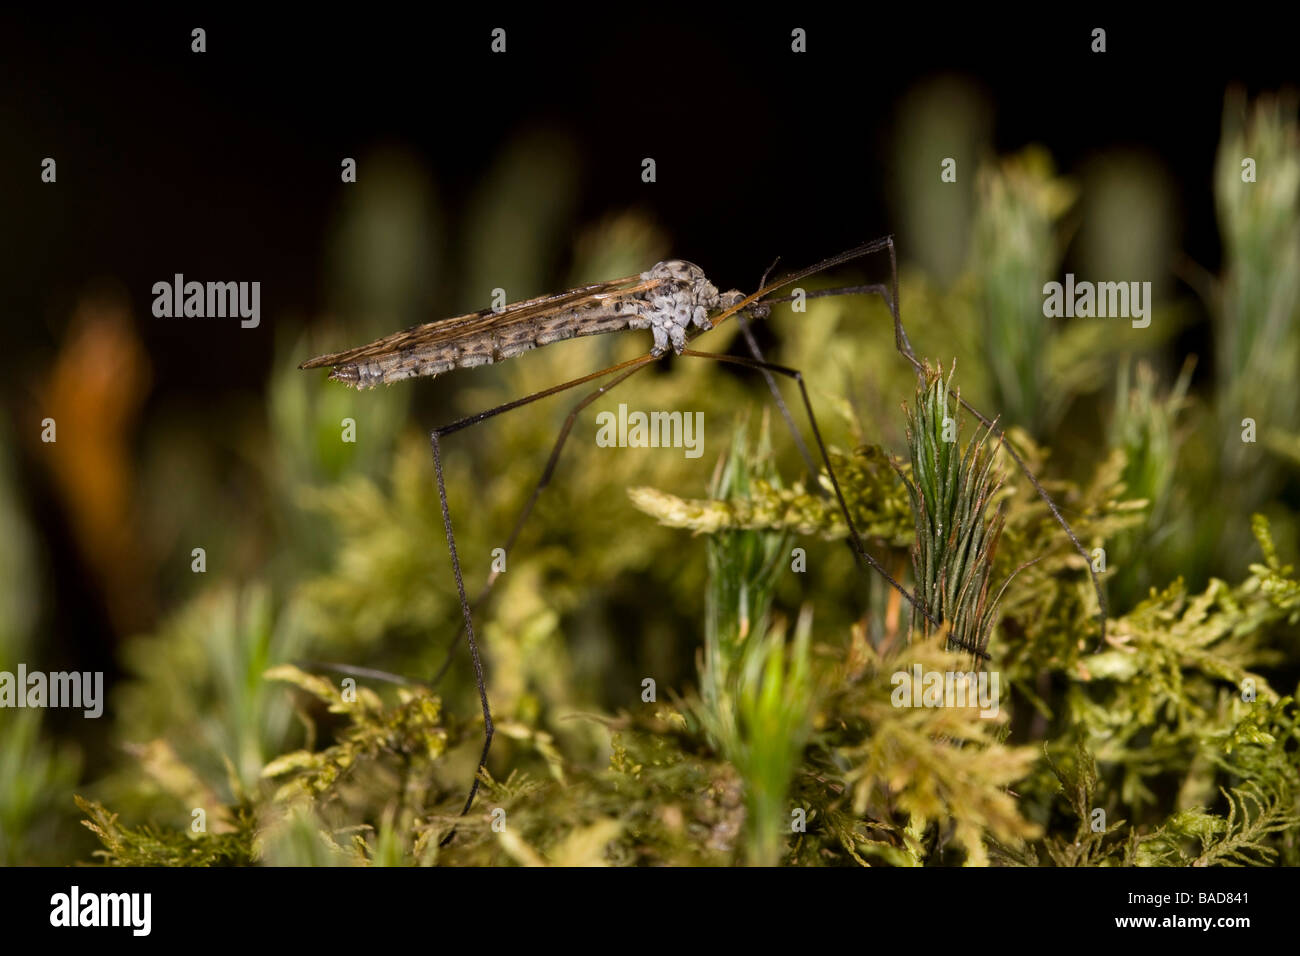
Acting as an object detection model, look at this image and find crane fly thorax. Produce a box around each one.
[637,260,731,354]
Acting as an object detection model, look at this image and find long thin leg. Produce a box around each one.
[430,359,652,685]
[430,353,660,844]
[435,353,660,439]
[678,347,944,634]
[771,238,1108,647]
[735,312,822,488]
[736,257,822,488]
[430,431,493,841]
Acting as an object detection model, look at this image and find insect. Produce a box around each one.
[301,236,1106,841]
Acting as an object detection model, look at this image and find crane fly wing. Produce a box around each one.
[299,272,656,370]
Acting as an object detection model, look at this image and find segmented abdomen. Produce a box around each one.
[329,302,638,388]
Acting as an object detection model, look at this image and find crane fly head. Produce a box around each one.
[720,288,771,322]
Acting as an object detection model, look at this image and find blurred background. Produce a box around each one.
[1,10,1297,864]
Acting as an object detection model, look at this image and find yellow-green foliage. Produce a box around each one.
[75,795,258,867]
[828,634,1042,867]
[630,444,912,546]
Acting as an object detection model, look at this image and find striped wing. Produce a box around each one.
[299,272,656,370]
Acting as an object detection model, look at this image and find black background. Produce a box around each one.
[4,9,1295,396]
[1,861,1284,939]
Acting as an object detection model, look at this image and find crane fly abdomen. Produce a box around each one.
[328,302,638,388]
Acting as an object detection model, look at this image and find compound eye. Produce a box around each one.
[719,289,748,311]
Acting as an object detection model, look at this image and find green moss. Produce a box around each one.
[62,93,1300,867]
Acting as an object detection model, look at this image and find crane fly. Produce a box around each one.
[299,236,1107,844]
[299,260,747,386]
